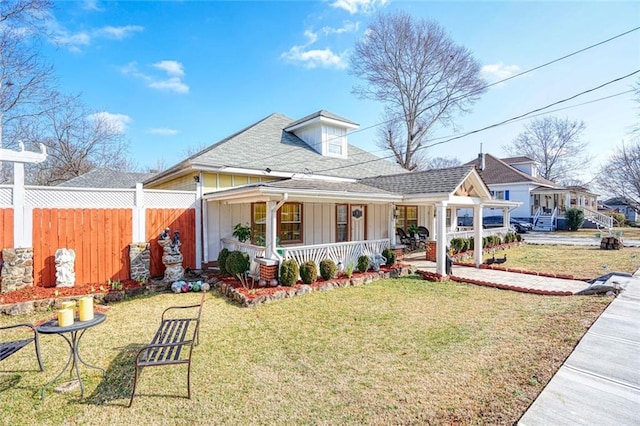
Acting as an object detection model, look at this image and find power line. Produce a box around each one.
[314,69,640,174]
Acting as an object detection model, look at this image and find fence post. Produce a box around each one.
[132,183,146,243]
[195,174,202,269]
[13,163,31,248]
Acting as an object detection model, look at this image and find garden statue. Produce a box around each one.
[55,248,76,288]
[158,227,184,283]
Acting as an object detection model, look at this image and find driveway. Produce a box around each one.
[523,231,640,247]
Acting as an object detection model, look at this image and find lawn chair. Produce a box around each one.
[1,323,44,371]
[396,228,412,245]
[417,226,429,240]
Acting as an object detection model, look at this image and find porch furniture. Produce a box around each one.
[1,323,44,371]
[417,226,430,240]
[37,313,106,399]
[396,228,412,246]
[129,293,205,407]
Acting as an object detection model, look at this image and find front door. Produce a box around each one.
[351,205,365,241]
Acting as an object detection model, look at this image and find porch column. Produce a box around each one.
[266,200,277,259]
[435,202,447,276]
[473,205,483,267]
[429,205,437,241]
[390,204,397,246]
[503,207,509,223]
[450,207,458,232]
[565,193,571,210]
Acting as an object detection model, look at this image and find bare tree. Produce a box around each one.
[503,116,591,183]
[597,138,640,214]
[15,92,131,185]
[0,0,54,149]
[350,11,486,171]
[424,156,461,170]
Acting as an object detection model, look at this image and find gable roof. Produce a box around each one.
[147,113,407,184]
[501,156,536,165]
[359,165,480,195]
[58,168,156,188]
[284,109,358,130]
[465,153,559,187]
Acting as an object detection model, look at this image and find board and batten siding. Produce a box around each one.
[205,201,392,262]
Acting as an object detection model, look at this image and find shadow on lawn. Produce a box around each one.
[83,343,142,406]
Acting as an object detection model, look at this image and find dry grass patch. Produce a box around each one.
[484,244,640,278]
[0,281,610,425]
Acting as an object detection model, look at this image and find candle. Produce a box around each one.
[61,301,76,310]
[57,308,74,327]
[78,296,94,321]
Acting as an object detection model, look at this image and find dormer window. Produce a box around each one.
[325,126,346,157]
[285,110,358,159]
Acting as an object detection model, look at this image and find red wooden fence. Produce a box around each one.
[0,209,13,262]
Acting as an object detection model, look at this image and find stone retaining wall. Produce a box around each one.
[129,243,151,281]
[1,248,34,293]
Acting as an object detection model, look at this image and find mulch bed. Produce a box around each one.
[0,280,146,305]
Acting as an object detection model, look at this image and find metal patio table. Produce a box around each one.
[37,313,106,399]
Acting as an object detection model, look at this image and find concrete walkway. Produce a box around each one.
[519,273,640,425]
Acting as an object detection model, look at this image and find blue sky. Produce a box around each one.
[44,0,640,179]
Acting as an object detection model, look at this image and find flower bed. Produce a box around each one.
[211,264,416,307]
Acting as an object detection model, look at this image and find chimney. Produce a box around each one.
[477,153,485,171]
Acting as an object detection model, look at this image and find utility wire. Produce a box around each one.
[314,69,640,174]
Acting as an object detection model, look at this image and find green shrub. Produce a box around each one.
[225,251,250,280]
[605,212,626,227]
[217,248,230,275]
[279,259,299,286]
[449,238,463,253]
[468,237,474,250]
[319,259,337,280]
[565,208,585,231]
[382,248,396,266]
[357,255,370,273]
[515,233,522,242]
[299,260,318,284]
[482,236,489,248]
[345,260,355,278]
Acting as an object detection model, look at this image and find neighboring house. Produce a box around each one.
[462,154,610,231]
[58,168,156,189]
[144,110,518,276]
[603,197,639,223]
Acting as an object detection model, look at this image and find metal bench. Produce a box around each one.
[1,323,44,371]
[129,293,205,407]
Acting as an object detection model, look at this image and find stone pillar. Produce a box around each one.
[129,243,151,282]
[55,248,76,288]
[393,247,404,262]
[1,248,34,293]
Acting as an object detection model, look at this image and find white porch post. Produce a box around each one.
[194,176,203,269]
[473,205,483,267]
[435,202,447,276]
[429,205,436,241]
[13,162,26,247]
[450,207,458,232]
[503,207,509,223]
[390,204,397,245]
[565,193,571,210]
[266,200,277,259]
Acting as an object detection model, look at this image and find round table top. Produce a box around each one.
[37,313,106,334]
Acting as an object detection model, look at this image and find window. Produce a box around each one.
[336,204,349,242]
[325,126,345,156]
[396,205,417,232]
[251,202,303,244]
[492,190,505,200]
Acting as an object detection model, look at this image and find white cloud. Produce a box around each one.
[88,112,131,134]
[153,60,185,77]
[281,46,348,69]
[481,62,522,85]
[98,25,144,40]
[81,0,104,11]
[329,0,388,15]
[121,61,189,94]
[147,128,179,135]
[322,21,360,35]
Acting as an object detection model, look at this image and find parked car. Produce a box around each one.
[509,219,533,233]
[458,216,531,233]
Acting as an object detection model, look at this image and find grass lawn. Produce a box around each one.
[485,244,640,278]
[548,227,640,239]
[1,276,611,425]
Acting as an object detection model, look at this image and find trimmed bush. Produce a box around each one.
[565,208,585,231]
[515,233,522,242]
[450,238,464,254]
[319,259,337,280]
[279,259,299,286]
[299,260,318,284]
[382,248,396,266]
[605,212,626,227]
[357,255,370,273]
[217,248,230,275]
[225,251,250,279]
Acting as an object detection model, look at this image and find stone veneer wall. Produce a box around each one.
[129,243,151,281]
[1,248,34,293]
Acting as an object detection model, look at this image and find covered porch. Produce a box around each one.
[531,186,611,231]
[203,167,519,280]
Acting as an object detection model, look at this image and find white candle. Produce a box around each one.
[78,296,94,321]
[61,301,76,310]
[57,308,74,327]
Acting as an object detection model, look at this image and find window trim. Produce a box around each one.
[251,202,304,245]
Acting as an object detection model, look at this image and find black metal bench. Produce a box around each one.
[1,323,44,371]
[129,293,205,407]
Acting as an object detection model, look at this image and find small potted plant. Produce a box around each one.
[232,223,251,243]
[407,224,419,238]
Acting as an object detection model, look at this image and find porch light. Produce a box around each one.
[393,208,400,219]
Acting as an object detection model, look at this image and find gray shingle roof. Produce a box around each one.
[465,154,558,187]
[58,168,156,188]
[166,113,407,180]
[502,156,535,164]
[285,109,358,129]
[359,165,476,195]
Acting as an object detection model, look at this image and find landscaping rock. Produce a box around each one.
[5,301,34,316]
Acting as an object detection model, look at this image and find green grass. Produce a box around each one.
[0,279,610,425]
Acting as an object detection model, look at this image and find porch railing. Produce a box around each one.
[221,239,265,274]
[576,206,614,229]
[280,239,391,270]
[446,227,512,244]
